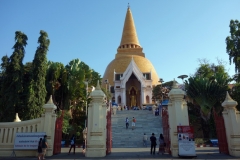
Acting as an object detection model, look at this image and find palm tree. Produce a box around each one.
[185,72,229,121]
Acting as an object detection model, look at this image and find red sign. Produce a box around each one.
[177,126,194,140]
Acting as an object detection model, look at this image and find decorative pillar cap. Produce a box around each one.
[14,113,21,122]
[90,80,105,98]
[168,79,185,98]
[43,95,57,110]
[222,91,238,108]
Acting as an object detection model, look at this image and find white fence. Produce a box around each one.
[0,97,57,157]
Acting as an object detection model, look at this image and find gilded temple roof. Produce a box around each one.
[102,7,159,86]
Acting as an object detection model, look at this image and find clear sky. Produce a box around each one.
[1,0,240,83]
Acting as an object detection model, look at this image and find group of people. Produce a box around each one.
[143,133,165,155]
[37,135,48,160]
[38,134,84,159]
[68,134,86,155]
[125,117,136,130]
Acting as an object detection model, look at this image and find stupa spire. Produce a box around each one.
[119,6,140,48]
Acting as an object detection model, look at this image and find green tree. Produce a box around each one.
[0,31,27,122]
[24,31,50,120]
[226,20,240,76]
[152,81,174,102]
[185,63,230,138]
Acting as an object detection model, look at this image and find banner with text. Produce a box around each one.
[14,132,46,150]
[177,126,196,157]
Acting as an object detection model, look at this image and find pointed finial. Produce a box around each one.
[95,80,101,90]
[172,79,178,89]
[47,95,53,104]
[14,113,21,122]
[128,3,130,8]
[225,91,233,101]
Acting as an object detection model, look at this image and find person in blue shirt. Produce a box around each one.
[68,134,76,154]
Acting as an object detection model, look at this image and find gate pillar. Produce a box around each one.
[85,81,107,157]
[222,91,240,157]
[43,96,57,156]
[168,80,189,157]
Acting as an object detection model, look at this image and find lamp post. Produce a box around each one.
[83,81,88,128]
[158,78,164,116]
[158,78,164,104]
[104,79,109,105]
[177,75,188,90]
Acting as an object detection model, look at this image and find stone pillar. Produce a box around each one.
[168,80,189,157]
[222,91,240,157]
[85,81,107,157]
[42,96,57,156]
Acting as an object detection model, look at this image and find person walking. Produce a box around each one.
[132,117,136,130]
[68,134,76,154]
[126,117,129,129]
[37,138,43,160]
[158,133,165,154]
[42,135,48,160]
[143,133,148,147]
[150,133,157,155]
[82,140,86,154]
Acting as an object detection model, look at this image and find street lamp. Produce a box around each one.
[158,78,164,116]
[177,75,188,90]
[83,81,88,128]
[158,78,164,104]
[104,79,109,105]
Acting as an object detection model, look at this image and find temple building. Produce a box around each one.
[102,7,160,108]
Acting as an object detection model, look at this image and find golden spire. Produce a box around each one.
[119,6,140,48]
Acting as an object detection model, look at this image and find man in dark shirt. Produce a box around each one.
[150,133,157,155]
[42,135,48,159]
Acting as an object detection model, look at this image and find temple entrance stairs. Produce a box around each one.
[111,109,163,148]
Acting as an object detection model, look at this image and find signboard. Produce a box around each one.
[177,126,196,157]
[14,132,46,150]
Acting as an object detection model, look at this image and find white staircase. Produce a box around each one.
[111,110,163,148]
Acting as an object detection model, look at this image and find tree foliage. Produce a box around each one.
[226,19,240,75]
[152,81,175,102]
[0,31,28,121]
[23,30,50,120]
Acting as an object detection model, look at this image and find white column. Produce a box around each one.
[42,96,57,156]
[222,92,240,157]
[141,87,145,104]
[122,88,126,106]
[85,81,107,157]
[168,80,189,157]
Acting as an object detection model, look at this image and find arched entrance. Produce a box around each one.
[125,73,141,109]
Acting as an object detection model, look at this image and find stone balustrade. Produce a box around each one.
[0,96,56,157]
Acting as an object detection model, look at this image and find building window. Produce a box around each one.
[115,74,123,80]
[143,73,151,80]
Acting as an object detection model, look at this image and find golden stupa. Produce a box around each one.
[102,7,159,86]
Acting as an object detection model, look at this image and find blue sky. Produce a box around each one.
[1,0,240,83]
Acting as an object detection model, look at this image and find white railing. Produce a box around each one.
[0,117,42,146]
[0,96,57,157]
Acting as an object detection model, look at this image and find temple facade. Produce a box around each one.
[102,7,160,108]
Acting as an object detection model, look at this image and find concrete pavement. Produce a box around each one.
[0,147,238,160]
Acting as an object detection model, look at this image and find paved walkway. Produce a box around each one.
[0,147,238,160]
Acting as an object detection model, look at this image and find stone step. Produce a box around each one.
[111,110,163,148]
